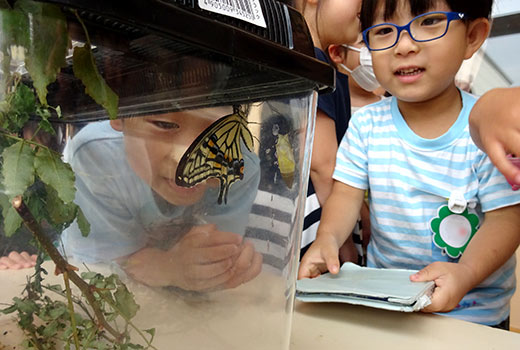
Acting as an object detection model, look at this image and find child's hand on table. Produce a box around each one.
[410,261,476,313]
[298,234,342,279]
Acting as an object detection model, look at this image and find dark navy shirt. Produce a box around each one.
[314,47,351,144]
[301,47,352,256]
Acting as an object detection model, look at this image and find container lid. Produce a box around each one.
[29,0,335,121]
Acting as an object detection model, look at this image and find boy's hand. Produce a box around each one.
[0,251,37,270]
[219,241,262,289]
[410,261,476,313]
[298,234,341,279]
[124,224,261,291]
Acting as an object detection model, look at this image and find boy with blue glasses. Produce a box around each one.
[299,0,520,328]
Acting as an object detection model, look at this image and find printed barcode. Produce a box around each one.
[199,0,267,28]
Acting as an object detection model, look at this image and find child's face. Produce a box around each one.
[368,1,471,103]
[110,107,231,206]
[317,0,362,47]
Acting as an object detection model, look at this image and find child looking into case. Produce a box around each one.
[299,0,520,328]
[62,106,262,292]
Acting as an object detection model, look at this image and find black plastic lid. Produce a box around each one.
[33,0,335,121]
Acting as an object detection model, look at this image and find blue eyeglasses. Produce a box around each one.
[362,11,466,51]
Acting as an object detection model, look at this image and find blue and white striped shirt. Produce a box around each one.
[333,91,520,325]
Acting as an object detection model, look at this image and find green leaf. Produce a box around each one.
[35,111,55,135]
[9,83,36,130]
[143,328,156,342]
[47,284,63,292]
[0,3,29,84]
[2,205,22,236]
[16,0,69,105]
[14,297,38,313]
[25,183,48,223]
[73,44,119,119]
[80,271,98,280]
[0,192,23,236]
[18,311,34,329]
[76,206,90,237]
[1,304,18,314]
[1,140,35,199]
[45,185,77,227]
[41,319,59,337]
[2,83,37,133]
[34,147,75,203]
[114,283,139,319]
[48,304,67,320]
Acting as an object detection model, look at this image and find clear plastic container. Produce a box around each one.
[0,0,333,349]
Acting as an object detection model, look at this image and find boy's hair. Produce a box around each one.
[361,0,494,31]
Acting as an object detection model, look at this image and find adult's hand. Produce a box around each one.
[469,87,520,185]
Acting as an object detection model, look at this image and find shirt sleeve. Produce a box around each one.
[475,151,520,212]
[61,124,147,263]
[332,111,369,190]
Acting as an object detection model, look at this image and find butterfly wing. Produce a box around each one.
[175,109,254,204]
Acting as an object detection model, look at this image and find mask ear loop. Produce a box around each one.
[338,63,354,74]
[338,45,359,74]
[341,44,362,53]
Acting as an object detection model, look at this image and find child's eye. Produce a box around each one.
[420,16,444,26]
[373,26,394,36]
[151,120,180,130]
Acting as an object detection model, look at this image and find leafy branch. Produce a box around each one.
[0,0,155,349]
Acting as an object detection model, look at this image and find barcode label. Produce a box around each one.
[198,0,266,28]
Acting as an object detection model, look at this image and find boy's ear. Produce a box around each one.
[110,119,124,131]
[328,44,346,66]
[464,18,491,60]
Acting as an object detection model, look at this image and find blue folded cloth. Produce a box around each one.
[296,262,435,312]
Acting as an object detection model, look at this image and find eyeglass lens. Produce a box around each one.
[366,12,452,50]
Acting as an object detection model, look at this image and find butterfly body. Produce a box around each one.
[175,106,254,204]
[275,133,295,188]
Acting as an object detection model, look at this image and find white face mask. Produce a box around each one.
[340,45,380,92]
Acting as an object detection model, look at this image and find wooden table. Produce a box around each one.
[2,264,519,350]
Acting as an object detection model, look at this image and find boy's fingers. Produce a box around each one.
[297,262,323,279]
[223,251,263,289]
[0,256,11,269]
[410,264,441,282]
[19,251,37,262]
[0,256,21,269]
[323,246,340,274]
[19,252,37,267]
[189,225,243,248]
[197,244,240,264]
[8,251,25,264]
[232,242,254,272]
[190,257,234,279]
[191,265,237,291]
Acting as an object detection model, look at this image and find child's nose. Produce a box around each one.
[168,129,203,162]
[394,30,419,55]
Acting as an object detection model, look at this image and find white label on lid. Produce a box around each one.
[198,0,267,28]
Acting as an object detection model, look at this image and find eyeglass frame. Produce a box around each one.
[362,11,466,51]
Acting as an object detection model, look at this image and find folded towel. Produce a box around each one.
[296,262,435,312]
